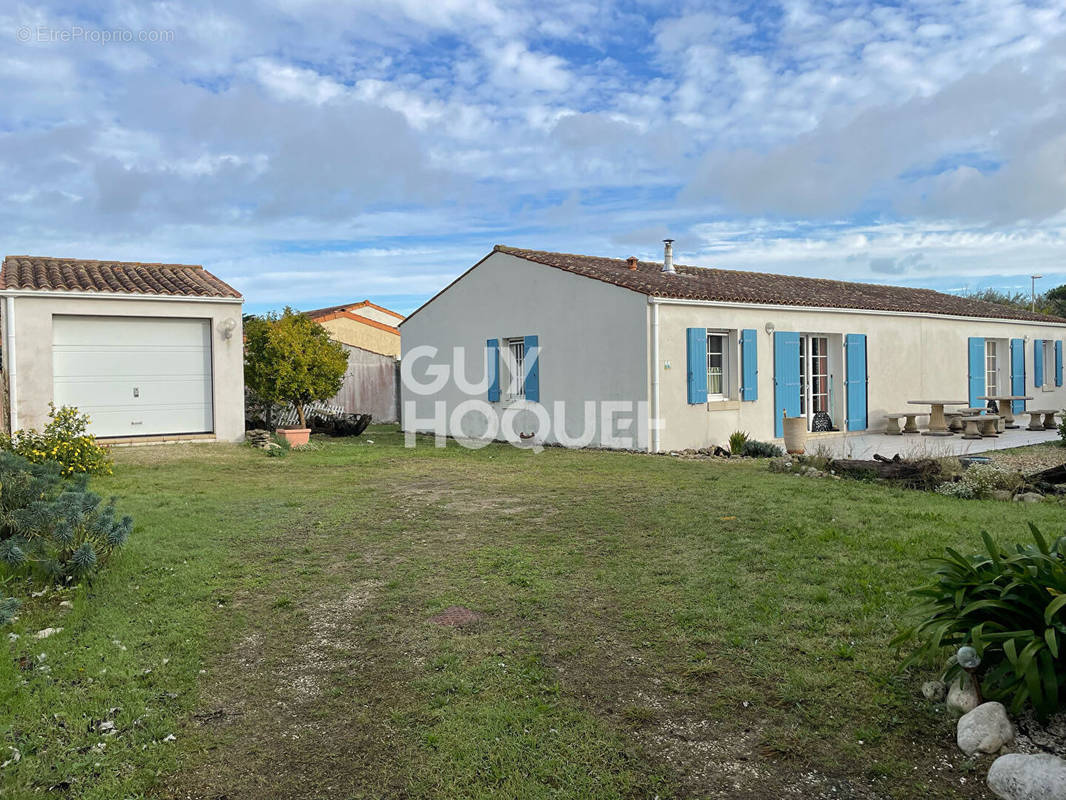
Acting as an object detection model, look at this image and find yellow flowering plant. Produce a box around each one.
[0,405,113,477]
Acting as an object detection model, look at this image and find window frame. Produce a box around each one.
[505,337,526,400]
[706,331,728,400]
[1043,341,1055,390]
[985,340,999,397]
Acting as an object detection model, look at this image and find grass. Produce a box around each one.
[2,426,1064,798]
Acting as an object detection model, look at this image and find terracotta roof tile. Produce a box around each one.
[303,299,404,320]
[495,246,1066,324]
[0,256,241,299]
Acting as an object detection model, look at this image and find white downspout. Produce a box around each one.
[650,297,660,453]
[4,295,17,431]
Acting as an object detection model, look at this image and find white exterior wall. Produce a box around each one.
[654,300,1066,451]
[401,252,650,448]
[3,293,245,441]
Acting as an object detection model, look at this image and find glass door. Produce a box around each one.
[799,335,830,430]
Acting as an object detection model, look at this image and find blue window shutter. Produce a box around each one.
[1034,339,1044,388]
[523,335,539,402]
[772,331,801,437]
[845,334,868,431]
[740,329,758,401]
[487,339,500,402]
[967,337,984,408]
[686,328,707,404]
[1010,338,1025,412]
[1056,340,1063,387]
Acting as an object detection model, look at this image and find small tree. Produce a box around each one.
[244,308,349,429]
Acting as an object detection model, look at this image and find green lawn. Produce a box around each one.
[2,428,1063,799]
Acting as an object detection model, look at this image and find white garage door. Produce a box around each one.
[53,316,214,438]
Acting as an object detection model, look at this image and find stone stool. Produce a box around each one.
[1041,410,1059,430]
[1026,411,1046,431]
[979,415,1000,437]
[960,416,984,440]
[945,412,964,432]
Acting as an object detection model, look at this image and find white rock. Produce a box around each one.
[922,680,947,702]
[34,627,62,639]
[947,676,980,715]
[958,702,1014,755]
[987,753,1066,800]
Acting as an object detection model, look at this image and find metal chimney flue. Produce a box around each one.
[662,239,675,273]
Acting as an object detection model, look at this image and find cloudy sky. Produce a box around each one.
[3,1,1065,314]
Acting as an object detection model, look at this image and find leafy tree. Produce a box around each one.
[963,287,1055,316]
[244,308,349,429]
[1046,284,1066,318]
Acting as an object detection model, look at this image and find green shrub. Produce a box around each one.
[1058,409,1065,445]
[0,595,19,626]
[742,440,784,458]
[934,462,1021,499]
[894,524,1066,717]
[728,431,749,455]
[0,450,132,586]
[2,404,113,476]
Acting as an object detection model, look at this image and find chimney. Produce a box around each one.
[662,239,675,273]
[626,256,639,270]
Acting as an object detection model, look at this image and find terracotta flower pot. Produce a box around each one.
[277,427,310,447]
[782,415,808,455]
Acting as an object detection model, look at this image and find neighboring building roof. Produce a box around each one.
[0,255,241,299]
[309,308,400,335]
[490,245,1066,324]
[304,299,404,321]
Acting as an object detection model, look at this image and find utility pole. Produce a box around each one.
[1031,274,1043,312]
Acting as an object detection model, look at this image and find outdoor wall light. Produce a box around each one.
[218,317,238,340]
[764,322,776,335]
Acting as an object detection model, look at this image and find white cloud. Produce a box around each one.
[2,0,1066,311]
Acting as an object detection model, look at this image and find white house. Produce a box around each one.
[0,255,245,443]
[400,244,1066,452]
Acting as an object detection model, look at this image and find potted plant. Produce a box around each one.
[782,410,808,455]
[243,308,349,447]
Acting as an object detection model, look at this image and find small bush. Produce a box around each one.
[894,524,1066,717]
[1059,409,1066,445]
[742,440,784,458]
[934,462,1021,500]
[0,450,132,586]
[2,405,112,477]
[0,595,19,626]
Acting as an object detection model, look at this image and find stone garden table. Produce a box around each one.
[907,400,969,436]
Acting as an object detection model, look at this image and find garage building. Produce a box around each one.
[0,255,245,442]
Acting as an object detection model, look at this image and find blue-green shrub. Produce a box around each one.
[0,450,132,586]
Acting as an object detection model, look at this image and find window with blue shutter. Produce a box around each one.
[1034,339,1045,388]
[740,329,758,401]
[967,337,985,408]
[523,335,539,402]
[1010,338,1025,412]
[486,339,500,402]
[772,331,801,437]
[686,328,707,404]
[844,334,868,431]
[1056,340,1063,387]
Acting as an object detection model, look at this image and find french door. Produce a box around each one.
[799,335,830,430]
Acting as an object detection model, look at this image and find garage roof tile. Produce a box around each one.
[0,255,241,299]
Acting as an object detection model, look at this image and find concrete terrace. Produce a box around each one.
[799,427,1062,461]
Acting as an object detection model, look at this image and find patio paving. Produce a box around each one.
[800,427,1062,461]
